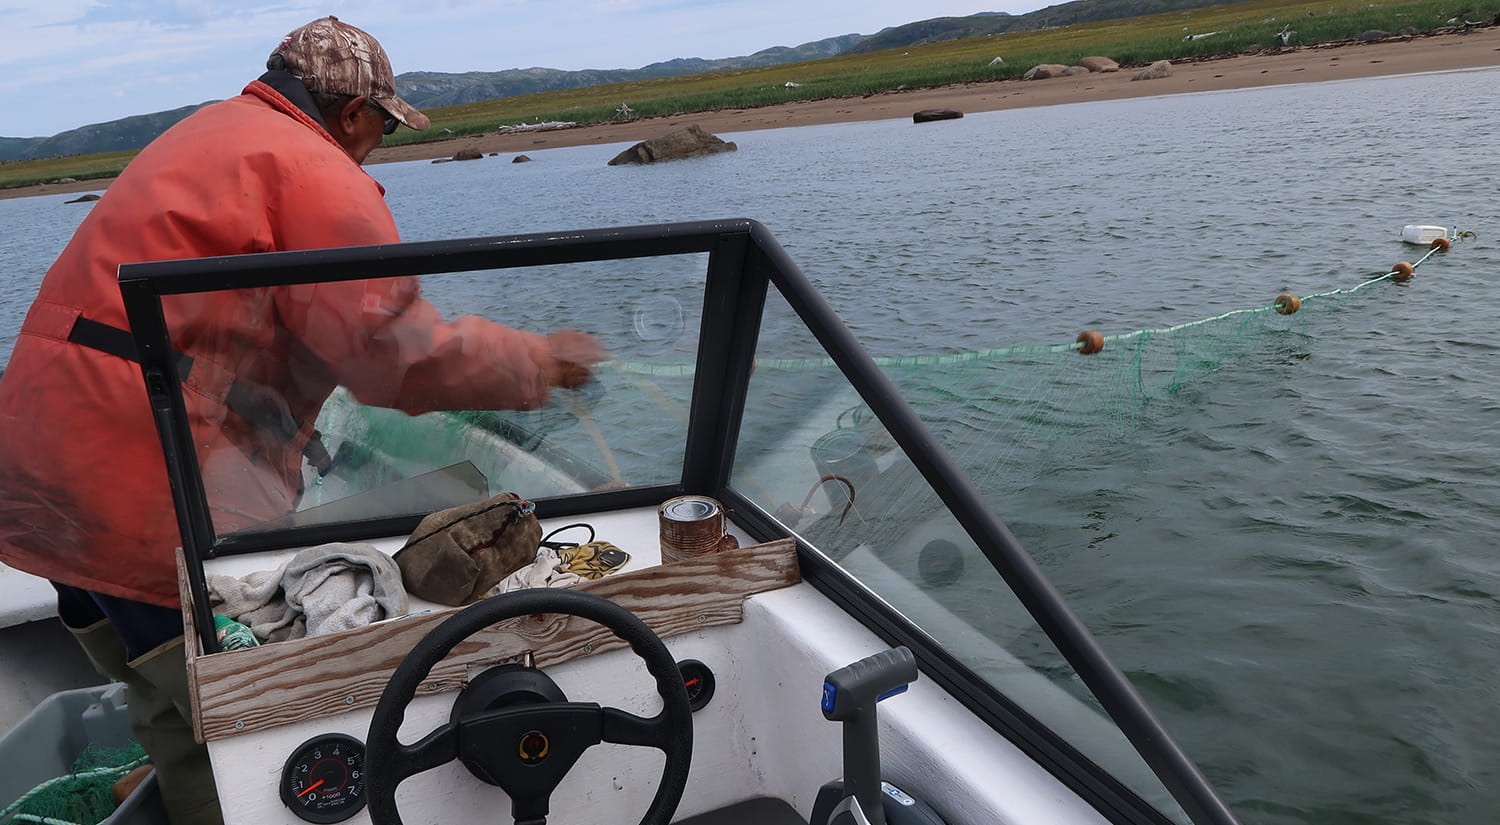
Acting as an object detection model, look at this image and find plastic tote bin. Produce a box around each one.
[0,683,166,825]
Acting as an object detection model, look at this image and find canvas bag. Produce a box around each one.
[395,492,542,606]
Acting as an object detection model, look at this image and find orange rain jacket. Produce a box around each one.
[0,80,559,607]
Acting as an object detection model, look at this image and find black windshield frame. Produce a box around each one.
[118,218,1239,825]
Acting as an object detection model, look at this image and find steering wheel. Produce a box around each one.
[365,588,693,825]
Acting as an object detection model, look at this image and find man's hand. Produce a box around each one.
[545,329,606,389]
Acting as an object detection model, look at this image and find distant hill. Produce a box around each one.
[394,33,868,109]
[841,0,1248,55]
[1009,0,1249,30]
[841,14,1019,54]
[0,137,34,159]
[0,103,209,162]
[0,32,865,160]
[0,0,1246,161]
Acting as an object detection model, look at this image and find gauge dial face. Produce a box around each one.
[280,733,367,823]
[677,659,716,712]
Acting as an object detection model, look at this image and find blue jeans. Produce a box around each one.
[52,582,184,658]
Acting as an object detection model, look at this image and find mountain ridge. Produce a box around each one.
[0,30,876,160]
[0,1,1227,161]
[395,33,872,109]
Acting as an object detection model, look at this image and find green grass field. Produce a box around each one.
[2,0,1491,190]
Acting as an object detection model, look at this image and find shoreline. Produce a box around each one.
[8,28,1500,201]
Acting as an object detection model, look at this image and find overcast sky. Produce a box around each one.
[2,1,1042,138]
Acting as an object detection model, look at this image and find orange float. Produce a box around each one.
[1390,261,1414,280]
[1076,330,1105,355]
[1273,293,1301,315]
[1430,237,1451,252]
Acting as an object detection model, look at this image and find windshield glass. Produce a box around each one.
[733,285,1185,821]
[158,255,706,535]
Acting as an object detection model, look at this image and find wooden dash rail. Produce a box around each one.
[180,539,799,742]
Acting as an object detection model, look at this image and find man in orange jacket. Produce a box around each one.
[0,17,602,825]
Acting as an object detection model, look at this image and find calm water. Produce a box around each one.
[4,67,1500,825]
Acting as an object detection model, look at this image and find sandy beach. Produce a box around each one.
[9,28,1500,200]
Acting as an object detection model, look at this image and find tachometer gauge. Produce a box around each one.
[677,659,716,712]
[280,733,367,823]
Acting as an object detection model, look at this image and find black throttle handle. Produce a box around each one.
[817,647,918,825]
[821,646,917,720]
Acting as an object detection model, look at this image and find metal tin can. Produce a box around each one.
[659,495,728,564]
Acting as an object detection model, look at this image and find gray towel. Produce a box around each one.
[207,543,409,643]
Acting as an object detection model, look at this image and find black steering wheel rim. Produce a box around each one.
[365,588,693,825]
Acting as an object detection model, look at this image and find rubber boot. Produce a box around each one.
[68,620,225,825]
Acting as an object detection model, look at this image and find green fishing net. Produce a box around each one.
[0,742,149,825]
[303,239,1455,510]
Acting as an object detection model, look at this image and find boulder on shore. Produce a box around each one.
[1132,60,1173,81]
[1023,64,1071,80]
[607,124,737,166]
[913,109,964,124]
[1079,56,1120,73]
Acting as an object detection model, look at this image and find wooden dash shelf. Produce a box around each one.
[179,538,799,741]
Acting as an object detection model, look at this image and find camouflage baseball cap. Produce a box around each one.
[272,16,429,130]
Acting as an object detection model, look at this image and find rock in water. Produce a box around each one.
[433,149,483,164]
[607,124,737,166]
[912,109,964,124]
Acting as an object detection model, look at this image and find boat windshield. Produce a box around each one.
[120,220,1231,825]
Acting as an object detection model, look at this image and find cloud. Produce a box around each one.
[58,0,302,28]
[1,3,330,134]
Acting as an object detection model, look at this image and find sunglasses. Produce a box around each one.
[367,101,399,136]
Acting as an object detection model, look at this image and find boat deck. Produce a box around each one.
[0,615,104,733]
[678,797,805,824]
